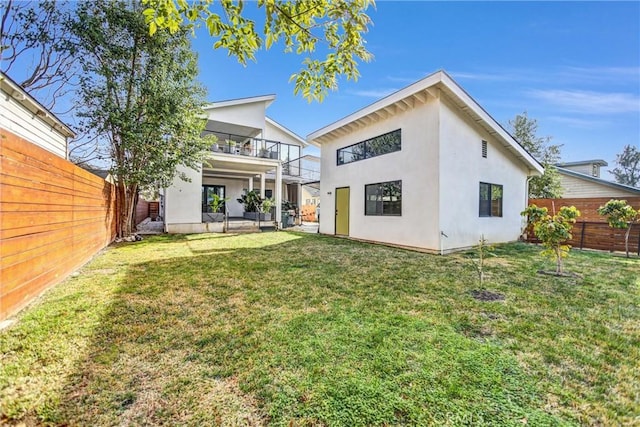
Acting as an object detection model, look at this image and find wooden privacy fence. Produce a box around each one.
[1,129,116,321]
[528,197,640,255]
[135,199,160,225]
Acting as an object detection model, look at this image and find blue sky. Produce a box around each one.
[192,1,640,179]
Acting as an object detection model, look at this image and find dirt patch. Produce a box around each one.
[470,289,506,301]
[537,270,582,279]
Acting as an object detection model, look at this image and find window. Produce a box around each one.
[365,180,402,216]
[337,129,401,165]
[482,140,488,158]
[479,183,503,217]
[202,185,226,213]
[592,164,598,177]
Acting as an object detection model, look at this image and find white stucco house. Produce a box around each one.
[164,95,315,233]
[555,160,640,198]
[1,72,74,158]
[308,70,544,253]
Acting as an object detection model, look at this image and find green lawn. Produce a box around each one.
[1,233,638,426]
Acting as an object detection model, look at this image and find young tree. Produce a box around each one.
[610,145,640,188]
[509,112,563,199]
[72,0,211,237]
[597,199,639,258]
[0,0,78,110]
[522,204,581,275]
[141,0,374,102]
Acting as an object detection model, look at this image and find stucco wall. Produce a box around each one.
[164,164,202,226]
[264,120,304,147]
[438,97,529,251]
[319,98,441,250]
[205,101,266,131]
[1,87,67,158]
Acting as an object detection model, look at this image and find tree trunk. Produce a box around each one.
[555,247,563,275]
[624,224,632,258]
[116,180,138,238]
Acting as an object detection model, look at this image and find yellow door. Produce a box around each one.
[335,187,350,236]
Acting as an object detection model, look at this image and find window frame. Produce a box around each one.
[479,182,503,217]
[202,185,226,213]
[337,129,402,166]
[364,180,402,216]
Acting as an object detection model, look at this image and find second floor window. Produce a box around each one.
[337,129,401,165]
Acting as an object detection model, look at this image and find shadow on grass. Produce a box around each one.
[41,233,569,426]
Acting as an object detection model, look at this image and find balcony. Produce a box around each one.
[204,130,302,177]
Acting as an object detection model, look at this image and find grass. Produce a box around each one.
[1,232,638,426]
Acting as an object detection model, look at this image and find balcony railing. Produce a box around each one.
[204,130,303,177]
[204,130,282,159]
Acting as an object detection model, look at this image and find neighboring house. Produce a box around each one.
[307,70,543,253]
[555,160,640,198]
[164,95,315,233]
[302,184,320,207]
[300,183,320,222]
[1,72,74,158]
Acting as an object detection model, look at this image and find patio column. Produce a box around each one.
[296,183,303,225]
[260,174,265,198]
[248,176,253,192]
[275,163,282,227]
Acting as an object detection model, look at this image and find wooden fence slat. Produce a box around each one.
[528,198,640,255]
[1,129,116,321]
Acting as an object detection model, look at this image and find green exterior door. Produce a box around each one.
[335,187,350,236]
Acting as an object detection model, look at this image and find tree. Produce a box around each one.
[597,199,639,258]
[141,0,374,102]
[0,0,78,110]
[522,204,580,275]
[610,145,640,188]
[72,0,211,238]
[509,112,563,199]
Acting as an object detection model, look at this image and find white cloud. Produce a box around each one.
[546,116,611,129]
[557,66,640,84]
[528,89,640,114]
[348,88,398,98]
[450,66,640,86]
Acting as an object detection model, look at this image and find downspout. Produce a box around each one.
[522,176,533,239]
[440,231,448,256]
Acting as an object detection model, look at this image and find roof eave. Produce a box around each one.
[203,94,276,110]
[307,70,544,175]
[1,72,76,138]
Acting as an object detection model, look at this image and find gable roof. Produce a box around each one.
[266,117,307,147]
[1,72,75,138]
[557,167,640,195]
[307,70,543,175]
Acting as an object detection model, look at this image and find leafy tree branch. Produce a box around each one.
[141,0,374,101]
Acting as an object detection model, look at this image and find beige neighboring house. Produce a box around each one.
[302,185,320,207]
[1,72,74,158]
[556,160,640,198]
[308,70,543,253]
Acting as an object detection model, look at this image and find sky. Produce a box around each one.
[191,1,640,179]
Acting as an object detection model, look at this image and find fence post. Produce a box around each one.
[579,222,586,250]
[637,225,640,257]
